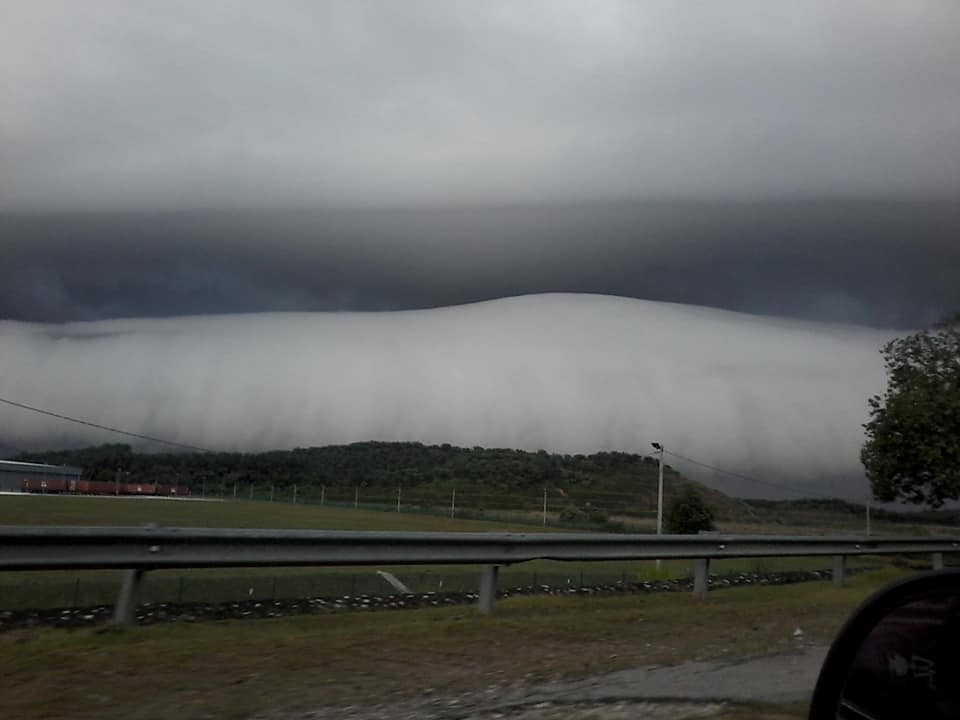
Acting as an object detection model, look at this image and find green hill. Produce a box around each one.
[11,442,749,524]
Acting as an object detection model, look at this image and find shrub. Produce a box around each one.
[666,487,716,534]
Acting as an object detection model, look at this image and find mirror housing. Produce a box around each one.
[810,570,960,720]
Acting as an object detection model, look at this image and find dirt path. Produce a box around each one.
[274,645,827,719]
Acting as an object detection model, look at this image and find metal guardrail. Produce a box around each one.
[2,526,958,624]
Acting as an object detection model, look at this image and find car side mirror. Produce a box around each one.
[809,570,960,720]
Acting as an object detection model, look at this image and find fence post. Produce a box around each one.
[478,564,499,615]
[693,558,710,600]
[833,555,846,587]
[933,552,945,570]
[112,569,145,626]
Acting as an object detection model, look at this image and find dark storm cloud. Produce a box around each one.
[2,2,959,208]
[2,199,958,326]
[2,3,959,326]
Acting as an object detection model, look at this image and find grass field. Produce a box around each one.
[0,494,551,531]
[0,568,909,720]
[0,494,888,610]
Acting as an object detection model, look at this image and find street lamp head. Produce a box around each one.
[651,442,662,451]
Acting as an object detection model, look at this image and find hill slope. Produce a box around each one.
[13,441,749,521]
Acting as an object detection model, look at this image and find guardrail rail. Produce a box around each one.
[2,526,957,624]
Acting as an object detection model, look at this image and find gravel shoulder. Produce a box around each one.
[275,645,826,719]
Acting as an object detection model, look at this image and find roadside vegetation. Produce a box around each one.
[0,568,908,720]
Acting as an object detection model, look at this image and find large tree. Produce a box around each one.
[861,315,960,507]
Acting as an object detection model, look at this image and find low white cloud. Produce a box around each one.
[0,294,894,498]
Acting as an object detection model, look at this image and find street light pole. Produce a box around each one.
[651,442,665,536]
[651,442,665,572]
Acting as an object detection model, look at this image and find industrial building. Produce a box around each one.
[0,459,82,492]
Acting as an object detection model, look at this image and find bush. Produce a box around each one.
[666,487,716,534]
[559,502,609,525]
[586,505,609,525]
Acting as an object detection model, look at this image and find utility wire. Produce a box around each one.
[0,394,857,502]
[0,396,212,453]
[662,448,834,498]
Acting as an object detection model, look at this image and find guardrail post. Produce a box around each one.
[832,555,846,587]
[933,552,945,570]
[478,564,499,615]
[112,569,145,626]
[693,558,710,600]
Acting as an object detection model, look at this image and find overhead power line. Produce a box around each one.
[0,396,212,453]
[662,448,834,498]
[0,394,857,502]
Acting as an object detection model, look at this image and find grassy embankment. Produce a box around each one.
[0,568,909,720]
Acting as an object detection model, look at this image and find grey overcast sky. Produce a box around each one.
[1,1,959,325]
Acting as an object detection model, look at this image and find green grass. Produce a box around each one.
[0,554,875,610]
[0,494,551,531]
[0,495,894,610]
[0,569,908,720]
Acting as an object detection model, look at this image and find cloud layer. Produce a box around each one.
[0,294,894,498]
[3,1,958,208]
[4,199,959,328]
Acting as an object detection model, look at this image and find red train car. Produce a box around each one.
[121,483,158,495]
[72,479,118,494]
[22,477,193,497]
[21,478,69,493]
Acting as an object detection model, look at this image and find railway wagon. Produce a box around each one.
[72,479,117,494]
[21,479,192,496]
[121,483,158,495]
[20,478,69,493]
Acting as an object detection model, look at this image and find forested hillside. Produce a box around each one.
[12,442,745,519]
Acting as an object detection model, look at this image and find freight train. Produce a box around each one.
[21,478,191,496]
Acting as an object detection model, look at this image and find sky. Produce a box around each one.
[1,2,958,326]
[1,2,958,496]
[3,1,959,209]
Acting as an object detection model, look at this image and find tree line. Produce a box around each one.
[13,441,676,495]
